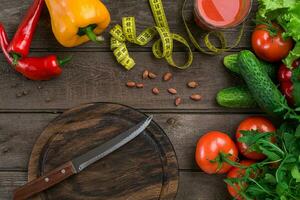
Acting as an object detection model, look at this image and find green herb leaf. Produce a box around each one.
[259,145,282,161]
[264,173,277,184]
[276,182,289,196]
[295,125,300,138]
[257,0,296,19]
[283,42,300,68]
[291,165,300,182]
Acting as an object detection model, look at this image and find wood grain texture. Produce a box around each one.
[0,52,244,110]
[0,0,257,50]
[0,171,230,200]
[0,0,262,199]
[0,112,266,170]
[28,103,178,200]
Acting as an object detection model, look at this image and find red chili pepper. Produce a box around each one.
[0,23,67,80]
[8,0,44,60]
[278,60,300,106]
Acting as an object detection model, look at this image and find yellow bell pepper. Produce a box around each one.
[45,0,111,47]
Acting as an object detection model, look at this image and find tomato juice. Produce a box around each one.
[194,0,252,30]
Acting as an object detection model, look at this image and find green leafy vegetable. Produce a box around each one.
[238,130,275,155]
[225,124,300,199]
[284,39,300,67]
[257,0,296,19]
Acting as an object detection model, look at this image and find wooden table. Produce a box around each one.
[0,0,259,199]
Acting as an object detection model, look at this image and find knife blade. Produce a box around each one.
[13,115,153,200]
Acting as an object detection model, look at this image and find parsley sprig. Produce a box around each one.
[225,123,300,200]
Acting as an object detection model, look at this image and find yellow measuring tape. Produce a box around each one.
[110,0,244,70]
[181,0,244,55]
[110,0,193,70]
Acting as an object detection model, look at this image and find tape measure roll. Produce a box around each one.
[110,0,193,70]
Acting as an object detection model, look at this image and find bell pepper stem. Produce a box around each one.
[12,53,21,66]
[84,26,104,43]
[58,55,72,66]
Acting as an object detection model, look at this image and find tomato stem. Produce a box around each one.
[258,159,282,166]
[221,153,243,168]
[211,153,244,170]
[253,19,278,37]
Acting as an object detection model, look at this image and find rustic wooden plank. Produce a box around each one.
[0,0,256,51]
[0,113,57,170]
[0,113,262,170]
[0,172,27,200]
[0,171,230,200]
[0,51,245,110]
[176,172,230,200]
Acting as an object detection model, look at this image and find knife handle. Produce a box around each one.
[13,161,76,200]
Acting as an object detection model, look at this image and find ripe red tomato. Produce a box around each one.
[236,117,276,160]
[227,160,256,200]
[195,131,238,174]
[251,23,293,62]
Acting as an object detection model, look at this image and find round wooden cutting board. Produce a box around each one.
[28,103,179,200]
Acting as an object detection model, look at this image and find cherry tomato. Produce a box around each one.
[278,63,293,82]
[236,117,276,160]
[195,131,238,174]
[251,23,293,62]
[279,80,294,105]
[278,60,300,106]
[227,160,256,200]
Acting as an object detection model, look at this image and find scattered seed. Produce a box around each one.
[175,97,182,106]
[1,147,9,153]
[45,97,52,102]
[126,81,136,88]
[187,81,199,88]
[136,83,144,88]
[148,72,157,79]
[152,87,160,95]
[163,72,173,81]
[16,92,23,98]
[167,118,176,125]
[37,85,43,90]
[190,94,202,101]
[142,70,149,79]
[22,90,30,96]
[168,88,177,95]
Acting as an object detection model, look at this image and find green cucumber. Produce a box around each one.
[238,50,285,117]
[223,54,240,74]
[218,53,278,110]
[216,86,257,108]
[224,54,277,80]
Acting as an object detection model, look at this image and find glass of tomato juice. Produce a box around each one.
[194,0,252,30]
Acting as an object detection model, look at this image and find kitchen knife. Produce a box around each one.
[13,115,153,200]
